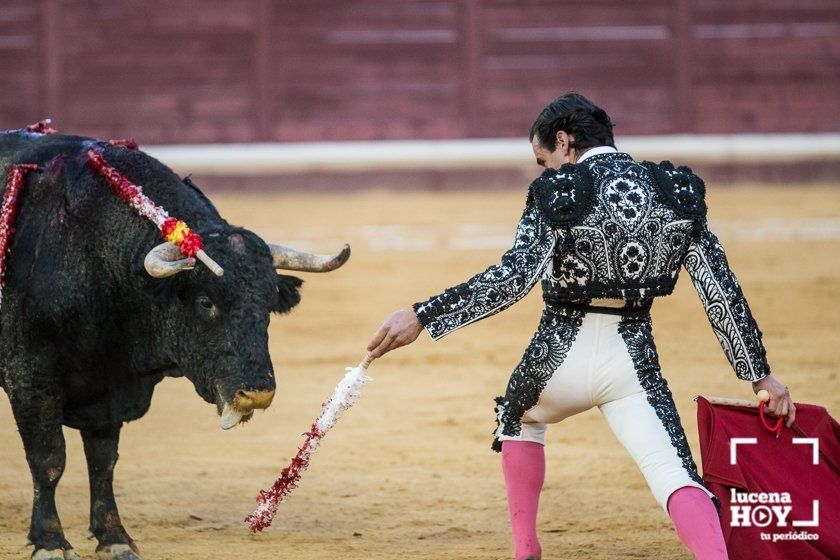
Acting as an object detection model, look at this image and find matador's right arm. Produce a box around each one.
[412,185,557,340]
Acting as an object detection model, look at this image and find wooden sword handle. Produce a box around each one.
[701,396,760,408]
[360,353,375,369]
[699,390,771,409]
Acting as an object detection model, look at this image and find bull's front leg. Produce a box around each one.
[81,425,142,560]
[8,382,78,560]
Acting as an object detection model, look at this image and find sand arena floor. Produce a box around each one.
[1,185,838,559]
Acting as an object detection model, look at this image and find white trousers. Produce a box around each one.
[496,302,715,512]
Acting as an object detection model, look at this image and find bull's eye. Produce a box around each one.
[197,296,214,311]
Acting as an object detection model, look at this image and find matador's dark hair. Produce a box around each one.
[529,92,615,152]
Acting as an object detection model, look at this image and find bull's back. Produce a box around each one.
[0,132,110,345]
[1,131,95,174]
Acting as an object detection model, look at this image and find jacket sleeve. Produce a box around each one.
[412,187,557,340]
[682,221,770,381]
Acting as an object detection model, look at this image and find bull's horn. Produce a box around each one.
[144,242,196,278]
[268,243,350,272]
[220,402,244,430]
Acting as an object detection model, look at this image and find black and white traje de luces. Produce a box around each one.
[412,148,771,451]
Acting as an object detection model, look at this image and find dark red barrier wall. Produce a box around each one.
[1,0,838,144]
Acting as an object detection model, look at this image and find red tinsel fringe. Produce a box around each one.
[0,164,39,291]
[24,120,56,134]
[244,423,324,532]
[87,149,205,258]
[161,217,204,258]
[160,217,179,238]
[178,230,203,257]
[87,149,144,207]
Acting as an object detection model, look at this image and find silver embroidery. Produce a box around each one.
[683,225,770,381]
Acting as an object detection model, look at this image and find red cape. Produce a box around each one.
[696,396,840,559]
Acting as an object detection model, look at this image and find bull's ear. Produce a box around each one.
[273,274,303,314]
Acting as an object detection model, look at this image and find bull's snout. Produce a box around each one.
[219,388,276,430]
[234,389,275,411]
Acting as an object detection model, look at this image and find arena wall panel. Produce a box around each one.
[0,0,838,144]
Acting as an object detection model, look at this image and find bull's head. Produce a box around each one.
[143,231,350,429]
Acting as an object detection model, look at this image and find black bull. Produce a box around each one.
[0,131,350,560]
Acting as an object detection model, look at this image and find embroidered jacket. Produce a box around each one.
[412,151,770,382]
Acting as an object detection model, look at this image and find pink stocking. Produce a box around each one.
[501,441,544,560]
[668,486,729,560]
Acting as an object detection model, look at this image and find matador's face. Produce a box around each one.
[532,134,571,169]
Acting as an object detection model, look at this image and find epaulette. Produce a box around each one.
[643,160,707,220]
[530,163,596,228]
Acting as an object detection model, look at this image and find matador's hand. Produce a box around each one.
[367,309,423,359]
[753,374,796,427]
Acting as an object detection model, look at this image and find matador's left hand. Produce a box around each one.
[752,374,796,427]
